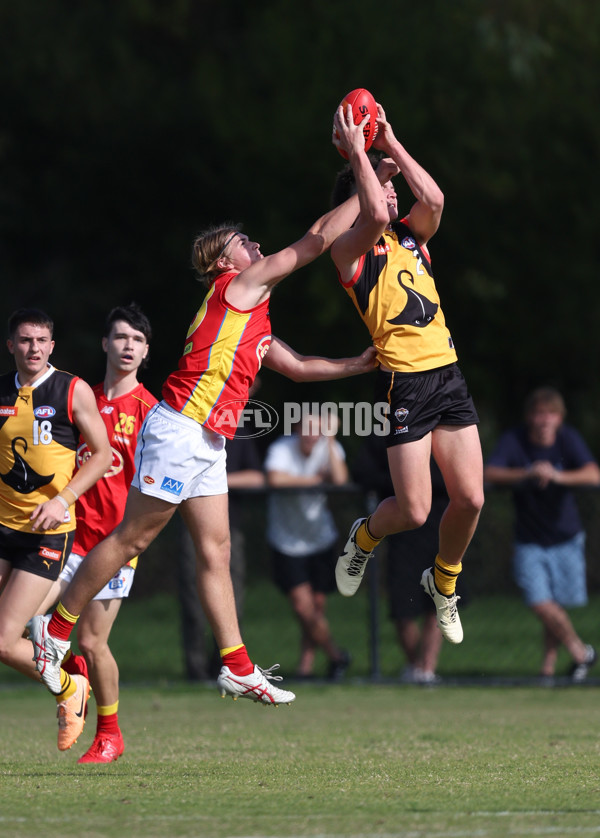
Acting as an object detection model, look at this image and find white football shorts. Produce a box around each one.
[59,551,136,600]
[131,401,228,502]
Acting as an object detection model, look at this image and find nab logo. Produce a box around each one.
[34,406,56,419]
[161,476,184,496]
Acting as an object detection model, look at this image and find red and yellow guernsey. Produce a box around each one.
[74,381,157,560]
[162,271,271,439]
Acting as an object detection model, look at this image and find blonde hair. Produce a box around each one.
[191,224,241,287]
[525,387,566,418]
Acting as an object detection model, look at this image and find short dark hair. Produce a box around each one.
[104,302,152,368]
[331,151,384,208]
[7,308,54,340]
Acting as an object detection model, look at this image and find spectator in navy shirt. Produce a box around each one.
[485,387,600,682]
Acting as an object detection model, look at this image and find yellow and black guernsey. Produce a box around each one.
[0,365,79,533]
[338,219,458,373]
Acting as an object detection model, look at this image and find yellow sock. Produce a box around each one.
[54,668,76,702]
[98,701,119,716]
[355,516,383,553]
[434,555,462,596]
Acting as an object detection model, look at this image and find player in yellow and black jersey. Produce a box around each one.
[0,308,111,750]
[330,101,484,645]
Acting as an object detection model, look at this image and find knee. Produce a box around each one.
[402,503,430,531]
[454,488,484,518]
[77,629,101,662]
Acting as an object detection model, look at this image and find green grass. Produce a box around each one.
[2,583,600,687]
[1,684,599,837]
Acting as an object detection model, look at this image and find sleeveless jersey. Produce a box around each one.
[73,382,158,557]
[162,271,271,439]
[339,219,457,373]
[0,365,79,534]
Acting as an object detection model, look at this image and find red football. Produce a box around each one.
[335,88,379,159]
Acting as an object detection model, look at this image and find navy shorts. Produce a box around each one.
[0,523,74,581]
[271,545,338,595]
[375,363,479,447]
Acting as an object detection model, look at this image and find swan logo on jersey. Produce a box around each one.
[77,443,124,478]
[401,237,416,250]
[256,336,271,367]
[34,406,56,419]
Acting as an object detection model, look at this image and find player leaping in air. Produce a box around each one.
[30,113,394,708]
[330,100,484,644]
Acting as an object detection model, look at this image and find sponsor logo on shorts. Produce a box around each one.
[161,476,184,496]
[39,546,62,561]
[143,475,155,484]
[33,406,56,419]
[108,574,125,590]
[401,236,417,250]
[0,406,17,416]
[394,425,409,435]
[395,407,409,422]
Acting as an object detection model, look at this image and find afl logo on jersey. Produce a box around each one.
[77,443,124,477]
[401,237,417,250]
[256,336,271,367]
[34,406,56,419]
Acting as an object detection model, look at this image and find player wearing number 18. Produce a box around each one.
[0,308,111,749]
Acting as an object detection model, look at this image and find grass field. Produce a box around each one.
[3,583,599,687]
[2,580,599,837]
[1,683,599,838]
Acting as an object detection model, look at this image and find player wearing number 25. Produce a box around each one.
[0,308,111,747]
[331,100,484,645]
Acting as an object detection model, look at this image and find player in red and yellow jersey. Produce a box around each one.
[0,308,111,750]
[36,303,156,763]
[32,115,382,707]
[331,101,484,645]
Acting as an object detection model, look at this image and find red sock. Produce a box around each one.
[48,610,76,641]
[221,645,253,676]
[97,713,120,737]
[61,652,88,680]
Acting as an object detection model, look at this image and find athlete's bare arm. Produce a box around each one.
[371,103,444,246]
[225,111,380,312]
[30,379,112,532]
[262,337,377,382]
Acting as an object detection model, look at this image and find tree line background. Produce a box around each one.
[1,0,599,461]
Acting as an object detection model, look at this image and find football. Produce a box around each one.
[335,88,378,159]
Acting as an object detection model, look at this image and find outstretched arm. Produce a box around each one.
[372,103,444,246]
[262,336,377,382]
[226,110,382,311]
